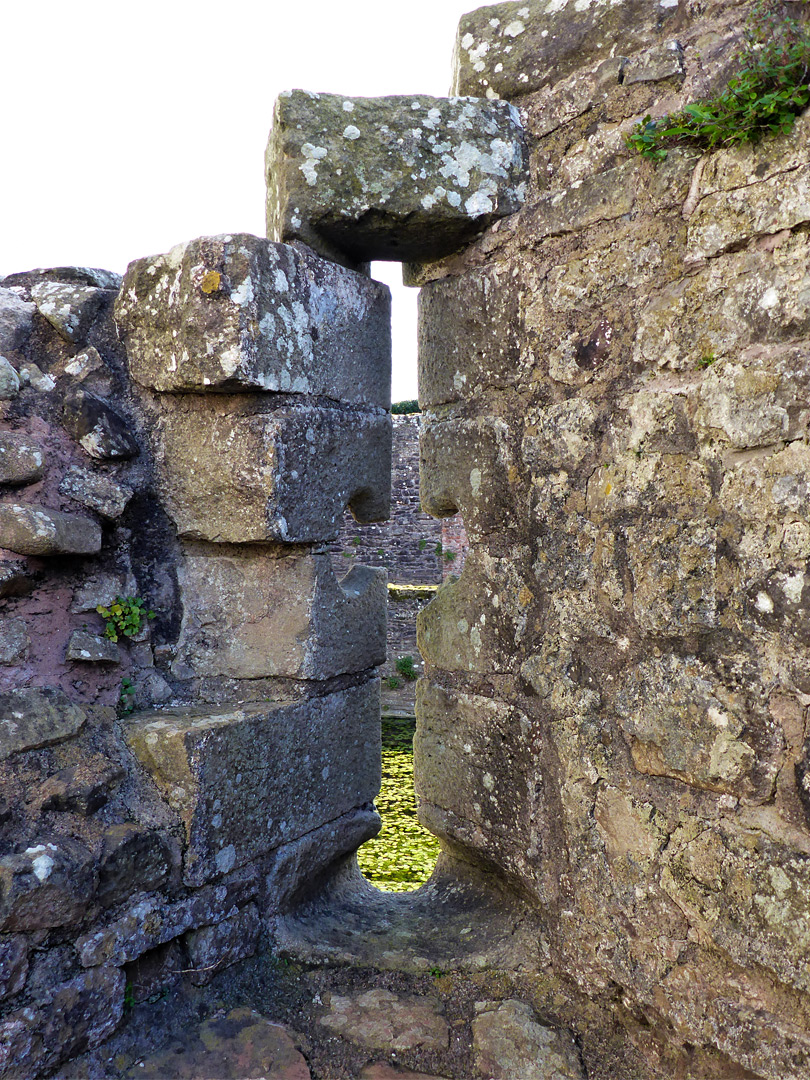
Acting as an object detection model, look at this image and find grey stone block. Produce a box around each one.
[0,288,35,359]
[0,502,102,555]
[184,903,261,985]
[59,466,133,519]
[0,433,46,486]
[452,0,680,100]
[0,618,29,664]
[0,687,86,761]
[0,837,95,931]
[62,388,139,460]
[267,91,527,264]
[0,358,20,399]
[173,544,386,680]
[30,281,106,343]
[65,630,120,664]
[125,680,381,886]
[153,398,391,543]
[116,234,391,406]
[0,937,28,1002]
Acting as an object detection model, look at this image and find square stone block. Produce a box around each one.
[126,680,381,886]
[267,92,527,264]
[173,543,386,680]
[152,397,391,543]
[116,234,391,406]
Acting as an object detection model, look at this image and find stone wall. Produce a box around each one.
[0,242,391,1076]
[412,2,810,1077]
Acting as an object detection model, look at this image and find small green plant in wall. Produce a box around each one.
[626,1,810,160]
[96,596,155,642]
[697,350,718,369]
[395,655,419,681]
[119,677,136,715]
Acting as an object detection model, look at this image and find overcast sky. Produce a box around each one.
[2,0,477,400]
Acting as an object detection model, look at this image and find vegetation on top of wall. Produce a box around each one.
[626,1,810,161]
[391,399,420,414]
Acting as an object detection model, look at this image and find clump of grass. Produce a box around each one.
[626,1,810,161]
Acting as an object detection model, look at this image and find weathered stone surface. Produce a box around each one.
[0,936,28,1002]
[417,550,536,674]
[116,234,391,405]
[0,966,124,1078]
[359,1067,448,1080]
[0,560,34,598]
[0,837,94,931]
[59,465,134,518]
[0,617,29,664]
[0,687,86,760]
[318,988,449,1051]
[126,681,381,886]
[3,266,122,290]
[267,91,527,264]
[689,162,810,261]
[128,1009,311,1080]
[0,356,21,399]
[71,571,136,613]
[420,416,519,538]
[415,681,541,874]
[65,629,120,664]
[0,287,35,358]
[452,0,680,99]
[173,544,386,680]
[472,1000,584,1079]
[153,398,390,543]
[265,807,380,912]
[18,361,55,393]
[62,387,139,460]
[184,902,261,985]
[0,502,101,555]
[76,871,257,966]
[30,280,106,343]
[418,267,521,407]
[33,756,125,817]
[96,824,177,908]
[0,432,45,486]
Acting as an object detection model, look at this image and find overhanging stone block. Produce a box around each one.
[173,544,386,680]
[115,234,391,406]
[266,91,527,264]
[153,398,391,543]
[125,680,381,886]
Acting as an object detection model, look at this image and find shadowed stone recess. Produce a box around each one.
[116,234,391,405]
[266,91,527,264]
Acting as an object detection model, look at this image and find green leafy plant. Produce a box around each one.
[119,677,136,715]
[391,399,420,415]
[626,2,810,160]
[395,655,419,682]
[697,350,718,369]
[96,596,155,643]
[387,676,402,690]
[123,982,136,1013]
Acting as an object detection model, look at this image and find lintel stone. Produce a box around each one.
[266,91,527,264]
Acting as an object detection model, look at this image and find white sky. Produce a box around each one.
[2,0,477,401]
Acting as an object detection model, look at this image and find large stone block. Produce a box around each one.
[414,680,542,881]
[30,280,107,344]
[420,415,520,538]
[0,838,95,931]
[418,267,521,407]
[173,543,386,680]
[126,680,381,886]
[116,234,391,406]
[452,0,680,99]
[152,397,391,543]
[267,91,527,264]
[0,502,102,555]
[0,687,86,761]
[0,433,45,486]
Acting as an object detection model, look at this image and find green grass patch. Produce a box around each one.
[357,716,440,892]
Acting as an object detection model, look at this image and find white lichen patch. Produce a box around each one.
[299,143,328,186]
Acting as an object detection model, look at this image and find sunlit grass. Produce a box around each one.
[358,715,440,892]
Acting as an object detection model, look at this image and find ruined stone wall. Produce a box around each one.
[412,2,810,1077]
[0,242,391,1076]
